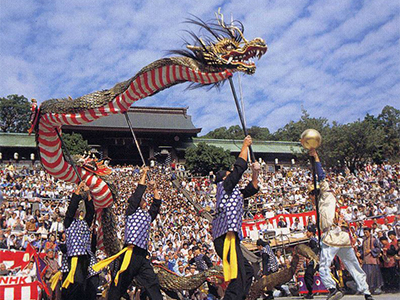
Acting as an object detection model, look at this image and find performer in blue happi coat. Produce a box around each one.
[189,246,219,298]
[212,135,260,300]
[256,239,287,299]
[93,166,163,300]
[61,181,99,300]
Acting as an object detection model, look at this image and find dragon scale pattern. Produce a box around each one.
[37,62,232,251]
[38,64,232,205]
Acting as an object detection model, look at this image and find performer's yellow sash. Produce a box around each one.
[62,256,78,289]
[92,245,134,286]
[49,271,62,291]
[222,232,238,281]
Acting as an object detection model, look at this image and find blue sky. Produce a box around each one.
[1,0,399,134]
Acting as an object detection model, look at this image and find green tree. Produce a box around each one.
[0,94,31,133]
[62,132,90,155]
[248,126,272,140]
[321,118,384,171]
[377,105,400,162]
[203,125,242,139]
[320,121,347,167]
[270,109,331,166]
[272,109,330,142]
[204,125,272,140]
[185,142,235,175]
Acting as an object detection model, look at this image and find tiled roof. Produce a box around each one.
[190,138,302,154]
[0,133,36,148]
[63,106,201,133]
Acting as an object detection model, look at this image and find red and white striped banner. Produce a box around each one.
[0,250,30,270]
[242,211,316,238]
[0,278,40,300]
[241,212,397,238]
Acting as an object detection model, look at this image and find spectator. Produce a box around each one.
[0,156,398,297]
[25,217,37,232]
[361,227,384,294]
[49,216,65,234]
[290,217,304,232]
[275,249,285,269]
[277,216,287,228]
[43,248,60,300]
[263,218,274,230]
[0,234,7,249]
[379,236,398,292]
[17,260,36,278]
[0,263,10,276]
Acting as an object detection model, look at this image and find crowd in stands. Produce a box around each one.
[184,162,399,219]
[0,160,399,296]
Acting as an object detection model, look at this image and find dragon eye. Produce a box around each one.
[226,45,234,50]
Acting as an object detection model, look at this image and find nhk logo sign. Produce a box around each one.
[0,276,31,286]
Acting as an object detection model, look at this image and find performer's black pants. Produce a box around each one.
[85,274,99,300]
[61,272,68,300]
[305,261,317,294]
[107,247,162,300]
[214,233,254,300]
[62,255,89,300]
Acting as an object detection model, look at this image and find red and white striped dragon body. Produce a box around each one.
[31,12,267,256]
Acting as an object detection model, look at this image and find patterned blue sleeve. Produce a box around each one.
[315,162,326,181]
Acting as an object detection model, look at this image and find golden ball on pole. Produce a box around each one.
[300,129,322,149]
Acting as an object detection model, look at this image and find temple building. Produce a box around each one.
[0,106,301,167]
[62,106,200,165]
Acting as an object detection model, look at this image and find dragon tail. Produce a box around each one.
[100,206,122,256]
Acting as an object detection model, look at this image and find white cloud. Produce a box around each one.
[0,0,398,135]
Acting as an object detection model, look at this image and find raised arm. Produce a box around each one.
[80,184,95,226]
[238,135,251,162]
[241,161,260,198]
[223,135,252,194]
[85,197,95,227]
[148,180,162,221]
[64,181,85,228]
[91,227,97,253]
[126,167,148,215]
[309,148,325,181]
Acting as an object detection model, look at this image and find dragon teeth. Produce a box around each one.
[227,57,233,64]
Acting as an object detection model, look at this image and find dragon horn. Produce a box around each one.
[231,26,248,44]
[216,8,248,44]
[215,8,225,28]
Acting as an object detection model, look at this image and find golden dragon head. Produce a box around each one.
[172,9,267,75]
